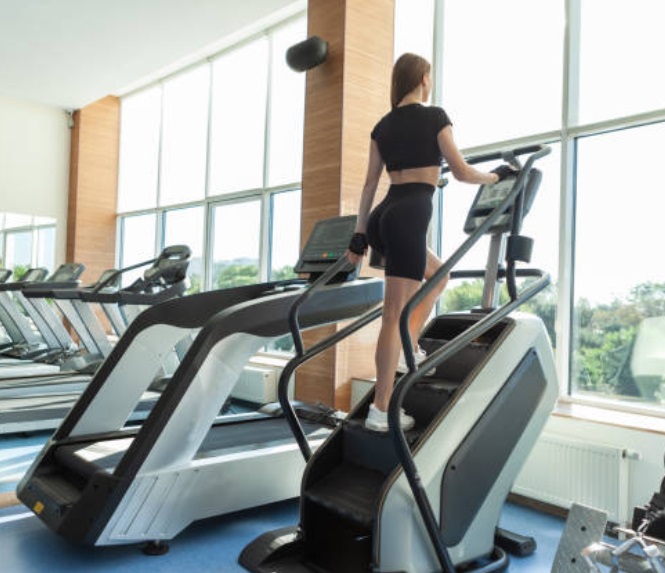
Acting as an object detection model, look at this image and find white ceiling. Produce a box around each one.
[0,0,304,110]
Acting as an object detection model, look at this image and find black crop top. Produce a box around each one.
[370,104,452,171]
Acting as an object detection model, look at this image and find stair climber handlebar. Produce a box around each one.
[279,256,383,461]
[389,144,551,573]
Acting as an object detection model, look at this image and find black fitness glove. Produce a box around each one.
[348,232,369,255]
[492,164,519,182]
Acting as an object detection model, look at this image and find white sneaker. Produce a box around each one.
[364,403,415,432]
[397,349,435,376]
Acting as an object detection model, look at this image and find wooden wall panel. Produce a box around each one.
[66,96,119,285]
[296,0,394,410]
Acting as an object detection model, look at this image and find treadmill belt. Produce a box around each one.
[55,416,331,477]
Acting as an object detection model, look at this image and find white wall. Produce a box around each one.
[0,94,70,263]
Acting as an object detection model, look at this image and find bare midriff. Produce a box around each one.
[387,165,440,187]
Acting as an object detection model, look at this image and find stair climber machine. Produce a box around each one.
[0,246,192,435]
[239,144,559,573]
[16,216,384,554]
[0,264,85,378]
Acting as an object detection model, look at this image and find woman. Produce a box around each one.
[346,53,512,432]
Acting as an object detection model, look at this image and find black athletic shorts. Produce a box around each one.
[366,182,435,281]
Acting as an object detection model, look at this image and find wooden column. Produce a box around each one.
[67,96,119,284]
[296,0,394,410]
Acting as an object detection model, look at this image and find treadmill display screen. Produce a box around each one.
[19,268,48,283]
[47,263,85,283]
[294,216,357,274]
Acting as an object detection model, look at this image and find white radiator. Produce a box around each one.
[512,433,630,524]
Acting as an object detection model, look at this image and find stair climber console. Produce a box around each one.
[239,145,558,573]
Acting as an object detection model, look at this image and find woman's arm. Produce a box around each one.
[437,126,499,185]
[355,139,384,233]
[346,140,384,265]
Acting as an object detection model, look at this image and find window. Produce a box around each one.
[270,190,301,280]
[267,19,307,187]
[210,200,261,289]
[120,213,157,287]
[35,226,56,270]
[571,122,665,407]
[209,38,270,195]
[117,87,161,212]
[163,206,205,293]
[159,65,210,206]
[4,230,32,273]
[0,213,56,277]
[424,0,665,417]
[577,0,665,125]
[440,0,564,148]
[393,0,435,67]
[117,16,306,314]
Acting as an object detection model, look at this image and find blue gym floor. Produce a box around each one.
[0,431,565,572]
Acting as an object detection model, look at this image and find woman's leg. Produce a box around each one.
[406,248,449,349]
[373,275,421,411]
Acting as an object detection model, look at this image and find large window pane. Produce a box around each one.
[270,190,301,280]
[394,0,435,62]
[163,206,205,293]
[159,65,210,206]
[441,0,563,148]
[120,214,157,287]
[210,200,261,289]
[5,230,33,276]
[572,123,665,406]
[209,39,269,195]
[267,19,306,187]
[35,227,56,270]
[578,0,665,125]
[439,145,560,346]
[117,87,161,212]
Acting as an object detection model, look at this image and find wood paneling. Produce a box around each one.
[66,96,119,285]
[296,0,393,410]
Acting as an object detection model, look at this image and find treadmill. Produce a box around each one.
[240,145,559,573]
[0,268,15,347]
[0,265,85,378]
[0,247,192,435]
[17,216,384,551]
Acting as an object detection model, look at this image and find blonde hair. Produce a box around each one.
[391,53,431,109]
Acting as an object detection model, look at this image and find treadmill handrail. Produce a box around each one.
[390,144,551,573]
[90,257,161,294]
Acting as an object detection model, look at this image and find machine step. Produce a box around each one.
[304,461,385,527]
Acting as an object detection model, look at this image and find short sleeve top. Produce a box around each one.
[370,104,452,171]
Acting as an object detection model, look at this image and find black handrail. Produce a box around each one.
[280,255,384,460]
[390,144,551,572]
[278,304,383,460]
[288,257,354,356]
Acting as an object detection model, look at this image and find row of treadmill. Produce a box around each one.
[16,145,558,573]
[0,245,192,434]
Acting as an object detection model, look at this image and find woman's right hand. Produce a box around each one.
[346,249,365,266]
